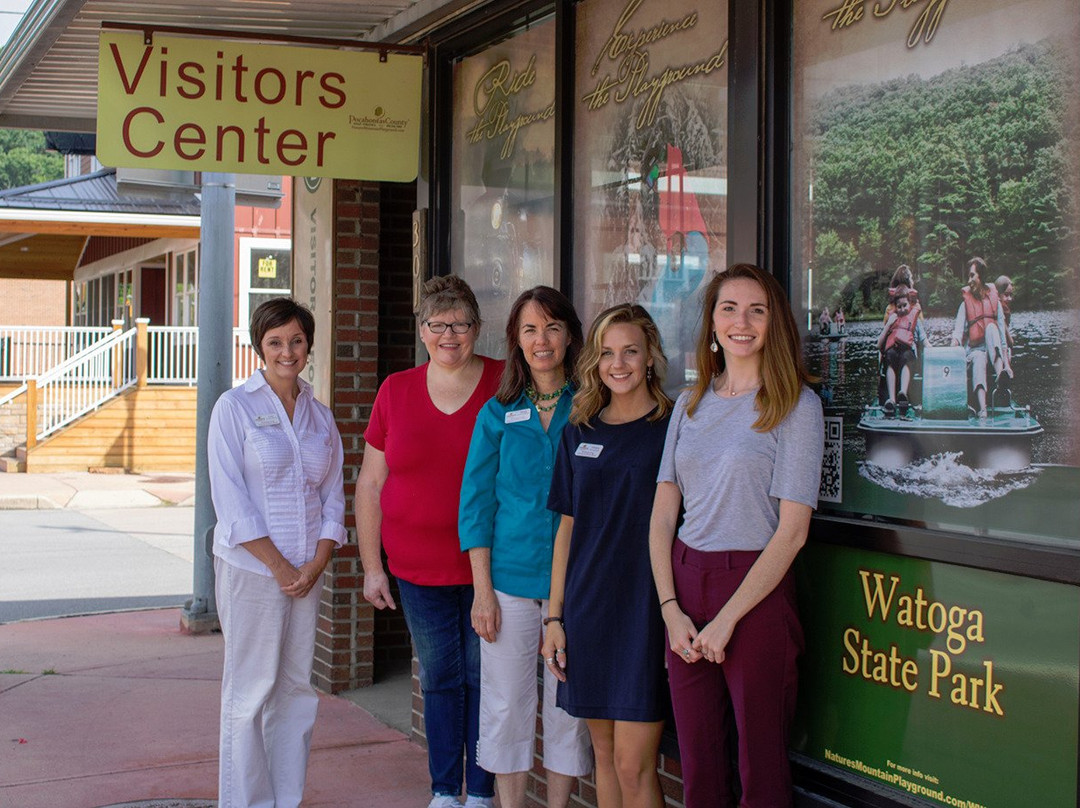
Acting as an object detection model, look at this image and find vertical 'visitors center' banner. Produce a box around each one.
[97,31,423,181]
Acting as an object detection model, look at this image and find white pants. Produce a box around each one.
[215,557,321,808]
[477,590,593,776]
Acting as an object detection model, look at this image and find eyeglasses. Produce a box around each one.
[424,320,474,334]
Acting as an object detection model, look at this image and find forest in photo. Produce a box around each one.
[808,38,1079,318]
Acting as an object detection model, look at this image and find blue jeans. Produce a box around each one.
[396,579,494,799]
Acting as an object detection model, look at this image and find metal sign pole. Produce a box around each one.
[182,171,235,633]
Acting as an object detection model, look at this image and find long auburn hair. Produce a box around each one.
[495,286,584,404]
[571,303,673,427]
[687,264,814,431]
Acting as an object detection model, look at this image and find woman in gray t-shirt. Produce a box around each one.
[649,264,824,808]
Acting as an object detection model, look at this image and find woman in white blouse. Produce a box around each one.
[208,297,347,808]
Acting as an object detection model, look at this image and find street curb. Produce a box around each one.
[67,489,164,509]
[0,496,61,510]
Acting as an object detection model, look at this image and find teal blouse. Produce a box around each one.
[459,388,572,599]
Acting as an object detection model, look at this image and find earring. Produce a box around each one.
[710,333,719,353]
[647,366,653,381]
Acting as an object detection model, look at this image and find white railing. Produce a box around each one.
[0,326,112,381]
[232,329,263,383]
[31,328,136,442]
[5,323,261,447]
[146,327,261,386]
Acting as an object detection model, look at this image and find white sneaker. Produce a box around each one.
[427,796,462,808]
[463,797,495,808]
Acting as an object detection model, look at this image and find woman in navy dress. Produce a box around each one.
[544,303,673,808]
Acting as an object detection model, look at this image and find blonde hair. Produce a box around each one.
[571,304,673,427]
[687,264,814,432]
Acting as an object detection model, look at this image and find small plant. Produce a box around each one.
[42,669,57,675]
[1,669,30,675]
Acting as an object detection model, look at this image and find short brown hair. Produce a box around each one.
[249,297,315,360]
[416,275,481,326]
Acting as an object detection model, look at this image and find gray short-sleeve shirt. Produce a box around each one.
[657,385,824,552]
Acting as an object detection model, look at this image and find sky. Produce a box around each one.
[0,0,32,51]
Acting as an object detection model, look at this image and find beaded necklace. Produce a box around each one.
[526,380,570,413]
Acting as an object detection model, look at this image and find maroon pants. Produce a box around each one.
[666,539,803,808]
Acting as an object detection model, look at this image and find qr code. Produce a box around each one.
[819,415,843,503]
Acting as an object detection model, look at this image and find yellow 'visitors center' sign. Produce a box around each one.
[97,31,423,181]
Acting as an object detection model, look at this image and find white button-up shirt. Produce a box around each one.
[208,371,347,577]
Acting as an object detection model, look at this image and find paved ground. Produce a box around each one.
[0,471,425,807]
[0,506,195,622]
[0,609,431,808]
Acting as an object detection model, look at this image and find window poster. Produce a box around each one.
[793,0,1080,543]
[451,18,556,360]
[794,543,1079,808]
[573,0,728,390]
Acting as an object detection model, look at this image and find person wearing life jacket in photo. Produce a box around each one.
[877,283,927,418]
[818,306,832,335]
[950,257,1013,418]
[995,274,1015,364]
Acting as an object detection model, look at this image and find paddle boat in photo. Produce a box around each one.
[858,346,1042,470]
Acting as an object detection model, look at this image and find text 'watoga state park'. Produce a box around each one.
[841,571,1004,716]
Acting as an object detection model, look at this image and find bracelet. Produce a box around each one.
[659,597,678,608]
[542,616,564,626]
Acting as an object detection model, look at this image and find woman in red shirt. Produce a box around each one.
[356,275,502,808]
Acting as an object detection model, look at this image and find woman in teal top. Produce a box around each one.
[460,286,593,808]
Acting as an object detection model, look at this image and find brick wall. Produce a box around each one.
[312,178,380,692]
[374,181,419,670]
[313,178,416,693]
[0,279,68,325]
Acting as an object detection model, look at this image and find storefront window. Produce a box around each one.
[790,3,1080,805]
[792,0,1080,545]
[573,0,728,390]
[450,15,556,359]
[239,238,292,327]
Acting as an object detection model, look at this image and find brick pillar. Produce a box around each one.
[312,179,381,693]
[313,179,417,694]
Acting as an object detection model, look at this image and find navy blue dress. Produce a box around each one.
[547,411,670,721]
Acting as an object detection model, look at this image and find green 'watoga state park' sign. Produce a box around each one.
[793,543,1079,808]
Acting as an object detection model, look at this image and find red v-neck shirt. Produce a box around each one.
[364,356,503,585]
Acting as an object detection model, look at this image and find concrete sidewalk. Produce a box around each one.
[0,609,431,808]
[0,470,197,510]
[0,473,428,806]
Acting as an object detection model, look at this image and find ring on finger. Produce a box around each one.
[556,648,565,654]
[682,648,691,657]
[545,657,555,664]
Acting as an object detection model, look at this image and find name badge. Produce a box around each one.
[575,442,603,458]
[255,413,280,427]
[505,409,532,424]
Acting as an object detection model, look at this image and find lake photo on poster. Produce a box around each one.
[806,309,1080,541]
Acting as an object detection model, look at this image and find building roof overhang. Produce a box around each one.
[0,168,200,280]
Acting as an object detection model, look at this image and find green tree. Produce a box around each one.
[0,129,64,189]
[808,39,1078,313]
